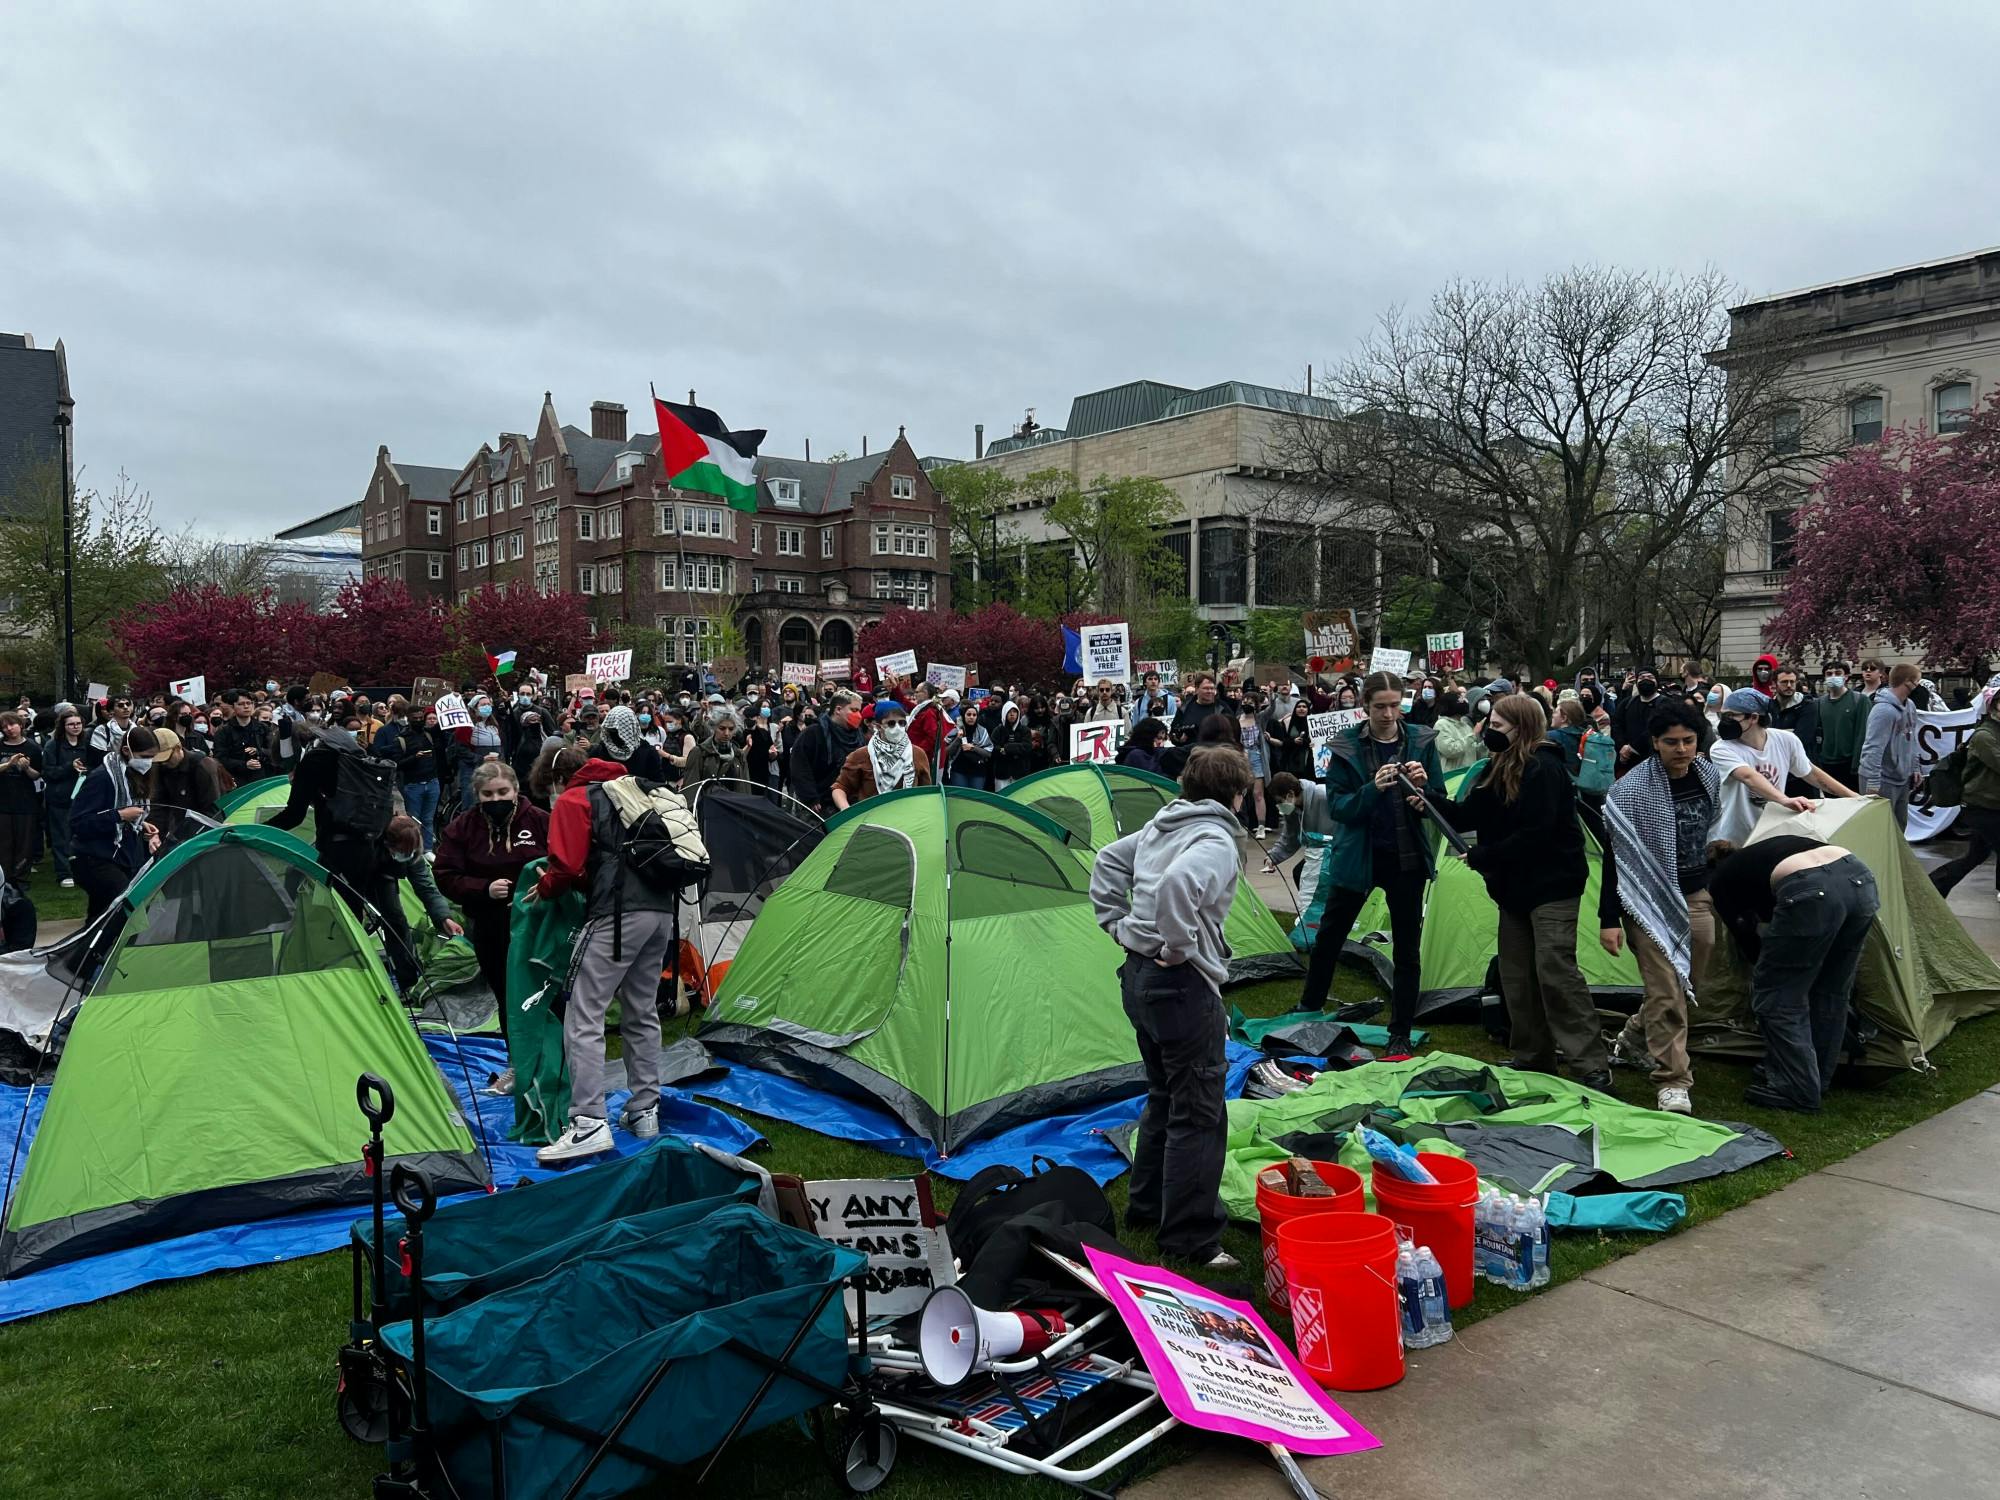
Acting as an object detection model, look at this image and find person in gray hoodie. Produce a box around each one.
[1089,744,1251,1270]
[1858,663,1922,830]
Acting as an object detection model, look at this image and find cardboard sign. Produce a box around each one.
[1070,720,1127,764]
[564,673,596,697]
[435,692,472,731]
[1302,609,1359,672]
[586,649,633,684]
[874,650,917,680]
[410,675,451,708]
[782,662,820,687]
[712,653,747,683]
[1256,663,1291,688]
[168,674,207,705]
[1131,657,1177,687]
[819,657,852,679]
[1426,632,1465,673]
[1308,708,1365,778]
[1367,646,1413,678]
[307,671,349,697]
[1084,1246,1378,1458]
[925,663,968,693]
[1078,622,1131,686]
[807,1176,956,1319]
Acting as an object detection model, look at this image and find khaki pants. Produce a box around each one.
[1619,889,1712,1092]
[1495,898,1608,1078]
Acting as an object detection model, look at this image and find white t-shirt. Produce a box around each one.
[1708,728,1813,845]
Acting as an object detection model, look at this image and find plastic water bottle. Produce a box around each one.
[1396,1244,1431,1348]
[1474,1191,1498,1283]
[1417,1247,1452,1344]
[1531,1196,1551,1288]
[1510,1196,1537,1290]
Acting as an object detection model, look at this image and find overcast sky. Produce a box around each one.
[6,3,1998,533]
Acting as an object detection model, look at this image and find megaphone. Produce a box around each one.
[916,1286,1067,1387]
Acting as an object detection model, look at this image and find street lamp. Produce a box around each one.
[53,407,75,703]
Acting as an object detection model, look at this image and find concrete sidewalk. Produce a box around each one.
[1128,839,2000,1500]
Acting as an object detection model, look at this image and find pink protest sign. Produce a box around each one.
[1083,1246,1379,1457]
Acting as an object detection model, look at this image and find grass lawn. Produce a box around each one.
[4,951,1999,1499]
[24,860,85,924]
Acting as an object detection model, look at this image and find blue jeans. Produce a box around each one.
[46,797,74,879]
[404,778,441,852]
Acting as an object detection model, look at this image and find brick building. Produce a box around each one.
[357,394,952,673]
[358,447,457,598]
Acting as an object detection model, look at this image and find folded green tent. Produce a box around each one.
[0,825,487,1278]
[1002,762,1304,984]
[1692,796,2000,1077]
[701,785,1145,1151]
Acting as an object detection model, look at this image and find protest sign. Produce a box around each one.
[1367,646,1413,678]
[874,649,917,680]
[1426,631,1465,672]
[1131,657,1178,687]
[967,687,991,705]
[563,673,595,697]
[1308,708,1365,778]
[782,662,819,687]
[925,663,968,693]
[1078,622,1131,686]
[820,656,852,679]
[1908,700,1985,842]
[585,649,633,684]
[712,653,747,684]
[1084,1245,1378,1458]
[307,671,349,697]
[168,674,206,705]
[1070,721,1127,764]
[410,675,450,708]
[85,682,109,702]
[435,693,472,731]
[807,1176,956,1319]
[1302,609,1359,673]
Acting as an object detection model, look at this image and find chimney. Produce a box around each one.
[590,401,627,442]
[862,435,869,456]
[975,423,984,459]
[804,437,811,461]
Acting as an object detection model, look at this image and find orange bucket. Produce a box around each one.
[1277,1210,1404,1391]
[1255,1161,1363,1310]
[1371,1153,1481,1309]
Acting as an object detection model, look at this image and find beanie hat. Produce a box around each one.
[599,704,642,760]
[1723,688,1771,715]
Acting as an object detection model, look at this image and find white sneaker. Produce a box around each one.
[621,1103,660,1139]
[1656,1087,1693,1115]
[1202,1248,1242,1272]
[1255,825,1269,838]
[536,1116,612,1165]
[482,1067,515,1097]
[60,878,74,889]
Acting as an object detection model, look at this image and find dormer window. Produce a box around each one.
[614,451,643,483]
[770,477,801,508]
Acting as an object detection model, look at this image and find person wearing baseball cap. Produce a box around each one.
[1709,687,1847,847]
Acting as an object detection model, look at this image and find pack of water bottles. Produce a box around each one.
[1474,1189,1550,1291]
[1394,1230,1453,1350]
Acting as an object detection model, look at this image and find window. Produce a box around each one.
[890,473,915,500]
[391,511,401,537]
[426,508,442,536]
[750,571,763,592]
[778,576,804,594]
[751,523,762,553]
[455,545,467,570]
[1771,408,1801,454]
[684,557,727,592]
[655,502,675,535]
[428,556,444,580]
[472,540,489,567]
[821,528,835,559]
[874,569,933,610]
[455,496,466,523]
[510,531,525,560]
[659,556,677,590]
[770,477,801,507]
[536,458,556,490]
[578,565,596,594]
[1936,381,1973,433]
[600,507,622,539]
[599,561,622,593]
[577,510,595,540]
[873,522,932,557]
[534,504,558,546]
[1199,524,1247,606]
[474,490,490,519]
[1767,507,1797,571]
[510,480,523,508]
[1847,395,1883,444]
[777,526,803,555]
[377,477,387,504]
[614,451,643,483]
[534,559,558,594]
[682,504,726,537]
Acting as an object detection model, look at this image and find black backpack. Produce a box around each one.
[324,746,397,842]
[946,1159,1122,1308]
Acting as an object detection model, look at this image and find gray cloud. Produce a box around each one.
[5,1,1996,530]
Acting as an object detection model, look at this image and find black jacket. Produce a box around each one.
[1610,690,1661,759]
[1452,740,1587,915]
[1769,695,1822,760]
[215,719,278,783]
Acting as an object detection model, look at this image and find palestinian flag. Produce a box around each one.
[654,395,765,512]
[488,649,517,676]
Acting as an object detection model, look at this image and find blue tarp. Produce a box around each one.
[0,1034,762,1325]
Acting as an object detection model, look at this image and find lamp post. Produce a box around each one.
[54,407,75,703]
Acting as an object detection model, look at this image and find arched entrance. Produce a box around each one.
[818,618,855,660]
[743,617,764,669]
[780,616,817,663]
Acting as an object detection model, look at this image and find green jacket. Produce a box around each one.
[1319,721,1445,893]
[1965,720,2000,812]
[1817,688,1871,764]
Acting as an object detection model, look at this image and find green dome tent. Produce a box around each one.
[0,825,488,1278]
[1692,796,2000,1077]
[1002,763,1304,985]
[700,786,1145,1152]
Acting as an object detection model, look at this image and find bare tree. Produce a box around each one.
[158,529,277,596]
[1263,266,1856,678]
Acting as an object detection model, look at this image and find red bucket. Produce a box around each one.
[1255,1161,1364,1310]
[1276,1210,1404,1392]
[1371,1153,1481,1309]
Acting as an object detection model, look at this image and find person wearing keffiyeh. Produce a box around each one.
[831,702,932,808]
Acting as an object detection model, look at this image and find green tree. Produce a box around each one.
[1036,471,1182,615]
[930,462,1025,610]
[1240,608,1304,667]
[1135,595,1207,667]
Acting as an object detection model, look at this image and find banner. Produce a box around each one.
[586,649,633,684]
[1908,700,1984,842]
[168,674,206,705]
[1070,721,1128,764]
[1308,708,1365,778]
[1426,631,1465,672]
[807,1176,956,1320]
[307,671,349,697]
[819,656,852,680]
[874,649,917,680]
[563,673,596,697]
[435,692,472,731]
[782,662,819,687]
[1367,646,1412,678]
[925,663,968,693]
[1079,622,1132,686]
[1302,609,1358,673]
[410,675,450,708]
[1084,1246,1378,1458]
[1132,657,1178,687]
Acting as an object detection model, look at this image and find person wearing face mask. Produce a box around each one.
[743,703,779,793]
[991,700,1036,789]
[41,708,89,888]
[950,703,995,788]
[145,728,222,849]
[1708,688,1851,846]
[790,693,862,814]
[1813,661,1870,796]
[1406,678,1440,728]
[0,711,42,884]
[1272,700,1316,780]
[510,697,551,787]
[1749,653,1780,700]
[1261,770,1334,895]
[373,813,464,992]
[1432,689,1482,772]
[68,724,162,925]
[832,703,931,808]
[435,761,548,1076]
[1612,667,1663,771]
[682,708,745,792]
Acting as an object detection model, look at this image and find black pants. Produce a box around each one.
[1301,849,1427,1035]
[467,902,513,1040]
[320,839,416,990]
[1820,758,1858,797]
[73,852,133,927]
[1752,856,1878,1110]
[1120,954,1228,1260]
[1932,806,2000,897]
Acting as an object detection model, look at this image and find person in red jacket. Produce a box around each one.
[433,760,550,1089]
[907,682,952,766]
[528,706,674,1164]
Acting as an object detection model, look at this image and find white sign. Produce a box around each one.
[782,662,819,687]
[807,1176,956,1319]
[925,663,967,693]
[1426,632,1465,672]
[819,656,852,680]
[586,649,633,684]
[435,692,472,731]
[875,649,918,680]
[1132,657,1178,687]
[86,682,109,702]
[1908,700,1984,842]
[1308,708,1365,778]
[1079,622,1132,686]
[1070,720,1128,764]
[1368,646,1413,677]
[168,675,207,705]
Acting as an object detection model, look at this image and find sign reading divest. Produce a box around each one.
[807,1176,956,1318]
[586,649,633,684]
[1078,622,1131,686]
[782,662,819,687]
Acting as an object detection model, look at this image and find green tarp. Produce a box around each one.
[502,857,584,1145]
